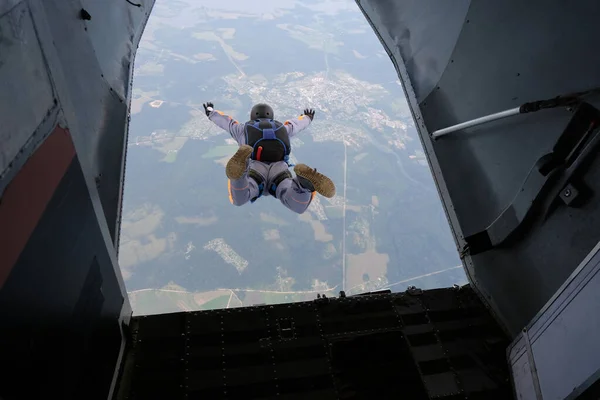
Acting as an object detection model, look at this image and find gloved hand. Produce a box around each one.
[303,108,315,121]
[203,102,214,117]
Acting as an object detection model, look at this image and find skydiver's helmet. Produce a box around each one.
[250,103,274,120]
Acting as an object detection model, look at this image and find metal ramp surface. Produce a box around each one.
[116,286,511,399]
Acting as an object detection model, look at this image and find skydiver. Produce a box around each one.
[202,102,336,214]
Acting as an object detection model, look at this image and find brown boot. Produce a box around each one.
[294,164,336,198]
[226,145,253,180]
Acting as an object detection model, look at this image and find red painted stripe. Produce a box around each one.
[0,126,75,289]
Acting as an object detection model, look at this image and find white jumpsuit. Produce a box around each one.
[208,110,315,214]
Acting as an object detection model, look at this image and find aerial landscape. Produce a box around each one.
[119,0,465,315]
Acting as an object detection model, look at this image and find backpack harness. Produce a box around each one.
[245,119,293,166]
[244,118,294,203]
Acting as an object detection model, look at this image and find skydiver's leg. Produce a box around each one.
[274,163,336,214]
[262,161,310,214]
[275,177,315,214]
[226,146,267,206]
[293,164,336,198]
[228,174,258,207]
[226,145,253,180]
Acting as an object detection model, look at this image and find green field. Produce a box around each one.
[202,145,236,159]
[131,290,198,315]
[201,294,231,310]
[131,290,233,315]
[325,206,343,219]
[163,151,178,163]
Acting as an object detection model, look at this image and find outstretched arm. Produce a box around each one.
[203,102,245,145]
[284,108,316,138]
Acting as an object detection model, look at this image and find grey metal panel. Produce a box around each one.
[28,0,153,244]
[508,241,600,399]
[565,368,600,400]
[80,0,152,101]
[0,0,21,16]
[422,0,599,234]
[356,0,600,335]
[531,244,600,400]
[509,348,539,400]
[0,1,55,179]
[356,0,470,103]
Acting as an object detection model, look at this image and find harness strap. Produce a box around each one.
[248,169,265,203]
[268,170,292,197]
[247,119,291,163]
[247,169,292,202]
[262,128,276,139]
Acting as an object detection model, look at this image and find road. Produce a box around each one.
[129,285,339,296]
[384,265,463,289]
[342,139,348,292]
